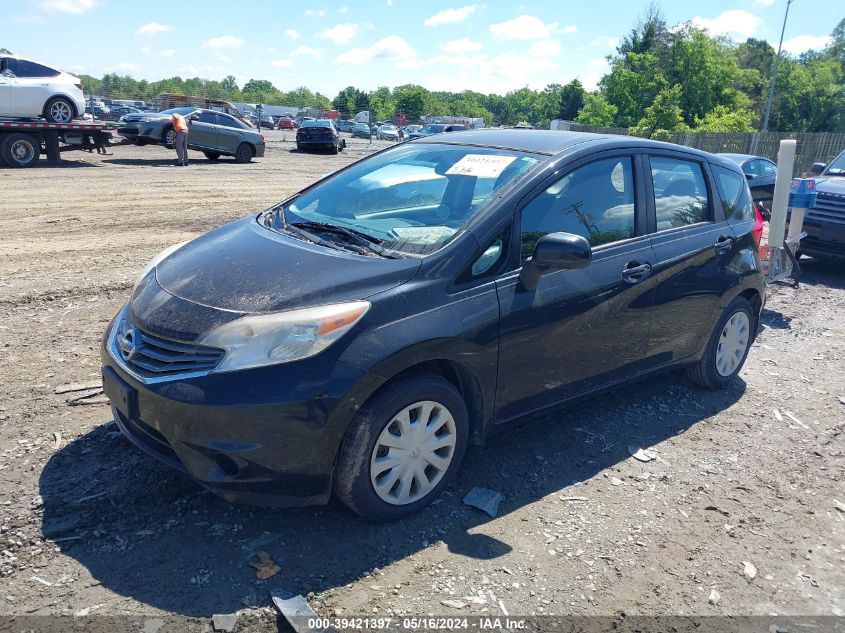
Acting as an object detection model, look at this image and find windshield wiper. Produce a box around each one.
[290,221,402,258]
[278,222,349,253]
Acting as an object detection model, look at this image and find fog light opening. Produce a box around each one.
[215,454,240,477]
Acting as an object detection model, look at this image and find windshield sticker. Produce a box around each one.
[390,226,456,244]
[446,154,517,178]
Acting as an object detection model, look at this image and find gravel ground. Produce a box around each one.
[0,130,843,631]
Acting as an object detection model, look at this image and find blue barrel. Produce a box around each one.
[788,178,817,209]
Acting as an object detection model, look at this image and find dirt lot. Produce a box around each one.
[0,130,843,631]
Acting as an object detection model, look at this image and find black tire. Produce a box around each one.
[203,151,221,161]
[234,143,253,163]
[0,133,40,168]
[687,297,755,389]
[330,142,339,155]
[162,126,176,147]
[333,374,469,521]
[296,143,303,152]
[43,96,76,124]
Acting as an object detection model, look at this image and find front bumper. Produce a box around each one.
[101,313,384,507]
[798,219,845,259]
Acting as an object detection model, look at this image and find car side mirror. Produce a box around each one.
[188,114,199,121]
[745,173,754,180]
[519,232,592,290]
[811,162,826,175]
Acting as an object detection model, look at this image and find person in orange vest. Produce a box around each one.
[171,112,189,166]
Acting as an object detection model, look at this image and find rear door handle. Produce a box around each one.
[621,261,652,283]
[714,235,734,254]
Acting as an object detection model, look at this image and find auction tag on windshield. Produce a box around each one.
[447,154,516,178]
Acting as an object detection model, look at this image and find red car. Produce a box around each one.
[277,116,297,130]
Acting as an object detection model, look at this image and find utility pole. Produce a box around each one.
[761,0,794,132]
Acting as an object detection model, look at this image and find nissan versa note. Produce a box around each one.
[102,130,765,520]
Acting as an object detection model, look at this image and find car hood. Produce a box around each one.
[122,113,168,123]
[814,175,845,194]
[154,216,421,314]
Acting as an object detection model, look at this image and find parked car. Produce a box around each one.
[377,124,402,141]
[800,150,845,259]
[258,114,275,128]
[335,119,354,133]
[117,107,265,163]
[351,122,372,139]
[277,116,298,130]
[718,153,777,209]
[0,54,85,123]
[403,125,422,136]
[296,119,345,153]
[407,123,467,139]
[104,105,142,121]
[85,103,111,119]
[102,130,765,520]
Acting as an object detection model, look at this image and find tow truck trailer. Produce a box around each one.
[0,120,115,168]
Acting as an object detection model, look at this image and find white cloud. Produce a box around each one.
[136,22,173,36]
[202,35,244,49]
[421,50,560,94]
[336,35,416,66]
[117,62,140,70]
[339,5,350,12]
[304,9,326,17]
[39,0,98,14]
[290,45,323,59]
[387,0,394,5]
[782,34,833,54]
[582,57,609,91]
[272,59,293,68]
[529,39,560,58]
[441,38,482,54]
[318,23,360,44]
[285,29,300,39]
[215,53,232,63]
[489,15,554,40]
[585,35,618,49]
[424,5,477,27]
[691,10,761,39]
[11,15,44,23]
[159,49,175,58]
[753,0,775,6]
[555,24,577,34]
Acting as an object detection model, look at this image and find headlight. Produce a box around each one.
[199,301,370,372]
[133,240,189,292]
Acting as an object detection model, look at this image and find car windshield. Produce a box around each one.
[421,125,445,133]
[302,120,332,128]
[826,152,845,175]
[160,107,197,115]
[272,143,539,255]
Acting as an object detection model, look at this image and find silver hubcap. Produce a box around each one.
[166,130,176,145]
[716,311,750,376]
[50,101,72,123]
[10,140,35,164]
[370,400,457,505]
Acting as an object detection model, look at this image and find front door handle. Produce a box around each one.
[714,235,734,254]
[622,261,652,283]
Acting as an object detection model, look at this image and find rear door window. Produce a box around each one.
[650,156,711,230]
[713,165,754,222]
[196,111,217,124]
[7,59,59,78]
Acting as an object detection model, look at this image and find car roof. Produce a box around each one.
[420,129,722,159]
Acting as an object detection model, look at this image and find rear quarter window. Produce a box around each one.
[713,165,754,222]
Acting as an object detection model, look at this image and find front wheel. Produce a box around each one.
[44,97,75,124]
[162,126,176,147]
[334,374,469,521]
[687,297,755,389]
[234,143,253,163]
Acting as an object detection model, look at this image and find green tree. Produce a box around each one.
[694,105,755,131]
[601,51,667,127]
[631,84,688,138]
[575,93,618,126]
[394,85,429,121]
[559,80,586,120]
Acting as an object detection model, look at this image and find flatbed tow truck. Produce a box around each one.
[0,119,116,167]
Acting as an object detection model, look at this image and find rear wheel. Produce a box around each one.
[687,297,755,389]
[44,97,75,124]
[162,126,176,147]
[0,133,40,168]
[334,374,469,521]
[234,142,254,163]
[203,151,221,161]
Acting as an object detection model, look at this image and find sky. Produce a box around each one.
[1,0,840,97]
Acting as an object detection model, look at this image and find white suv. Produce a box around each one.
[0,55,85,124]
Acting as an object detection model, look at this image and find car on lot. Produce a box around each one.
[407,123,467,139]
[85,103,111,119]
[403,125,422,136]
[0,54,85,123]
[718,153,777,210]
[802,149,845,259]
[335,119,354,133]
[277,116,297,130]
[351,122,372,139]
[102,130,765,520]
[258,114,275,128]
[117,107,265,163]
[105,105,142,120]
[377,124,402,141]
[296,119,345,153]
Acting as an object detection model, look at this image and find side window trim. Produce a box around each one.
[515,150,644,263]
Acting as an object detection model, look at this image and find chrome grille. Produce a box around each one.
[808,193,845,226]
[113,310,224,379]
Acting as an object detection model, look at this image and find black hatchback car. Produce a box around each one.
[102,131,765,520]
